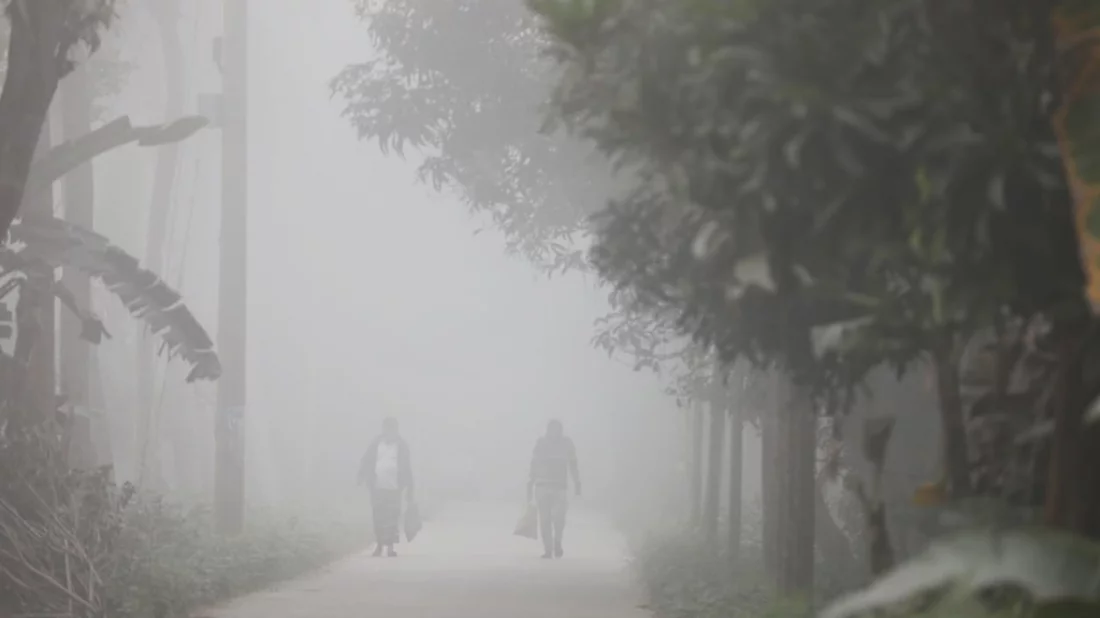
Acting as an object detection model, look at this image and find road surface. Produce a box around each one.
[197,501,650,618]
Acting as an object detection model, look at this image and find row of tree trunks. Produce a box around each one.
[686,374,747,569]
[684,367,825,593]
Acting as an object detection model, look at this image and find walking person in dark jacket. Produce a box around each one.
[527,419,581,559]
[358,417,414,557]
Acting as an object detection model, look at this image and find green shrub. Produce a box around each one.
[100,494,371,618]
[633,529,797,618]
[821,528,1100,618]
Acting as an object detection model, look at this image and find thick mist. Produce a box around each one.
[3,2,1086,617]
[81,0,730,525]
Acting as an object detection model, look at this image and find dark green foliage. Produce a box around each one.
[532,0,1080,395]
[103,498,370,618]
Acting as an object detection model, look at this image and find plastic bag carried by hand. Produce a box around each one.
[513,502,538,540]
[404,502,423,542]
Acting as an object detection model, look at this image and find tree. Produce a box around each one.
[702,371,726,543]
[333,0,607,271]
[1046,0,1100,538]
[0,1,119,243]
[529,0,1088,588]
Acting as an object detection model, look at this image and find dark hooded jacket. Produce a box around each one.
[358,436,414,492]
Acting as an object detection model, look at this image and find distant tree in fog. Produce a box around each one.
[332,0,609,272]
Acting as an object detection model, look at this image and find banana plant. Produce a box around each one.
[0,114,220,383]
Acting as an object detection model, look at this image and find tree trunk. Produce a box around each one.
[1043,327,1100,538]
[813,470,863,582]
[59,66,97,469]
[690,401,704,527]
[0,6,67,243]
[774,375,816,594]
[704,394,726,543]
[89,355,113,477]
[932,340,971,497]
[1052,1,1100,313]
[26,119,56,418]
[761,380,780,577]
[727,404,743,564]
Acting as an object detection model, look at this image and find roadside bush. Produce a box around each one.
[633,529,797,618]
[101,495,371,618]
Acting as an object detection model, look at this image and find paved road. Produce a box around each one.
[198,501,650,618]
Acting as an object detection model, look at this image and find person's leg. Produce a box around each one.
[374,489,401,555]
[535,486,554,558]
[552,488,568,557]
[370,489,386,556]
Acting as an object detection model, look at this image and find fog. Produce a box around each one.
[11,2,1084,617]
[80,0,745,523]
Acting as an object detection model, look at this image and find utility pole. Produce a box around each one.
[214,0,248,535]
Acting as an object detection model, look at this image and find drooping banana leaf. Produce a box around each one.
[0,249,110,345]
[7,213,221,382]
[1052,2,1100,312]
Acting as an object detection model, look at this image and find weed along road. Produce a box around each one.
[196,502,651,618]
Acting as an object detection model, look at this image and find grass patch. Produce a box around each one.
[633,530,797,618]
[101,495,371,618]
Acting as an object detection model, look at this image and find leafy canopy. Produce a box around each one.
[531,0,1080,394]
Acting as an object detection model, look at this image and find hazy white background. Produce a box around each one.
[76,0,765,519]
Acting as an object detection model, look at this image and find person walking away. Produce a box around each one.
[527,419,581,559]
[358,417,414,557]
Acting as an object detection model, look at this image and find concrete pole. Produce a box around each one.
[214,0,248,535]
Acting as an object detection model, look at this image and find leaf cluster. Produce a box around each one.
[332,0,610,271]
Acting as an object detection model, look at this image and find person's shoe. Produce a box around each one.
[554,545,564,558]
[372,544,383,557]
[541,551,553,559]
[386,546,398,558]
